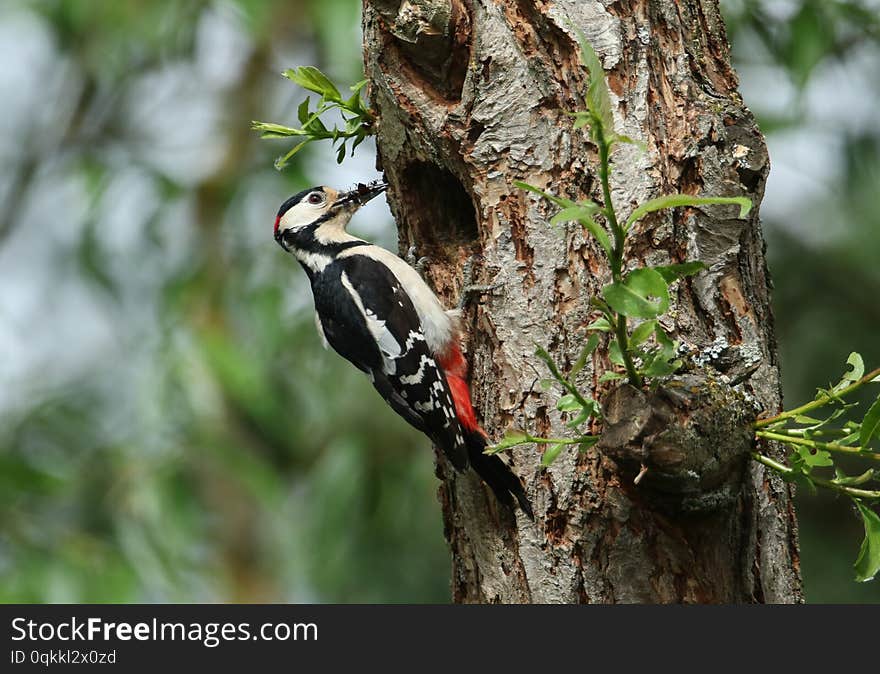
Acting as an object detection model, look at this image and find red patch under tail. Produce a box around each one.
[437,343,487,438]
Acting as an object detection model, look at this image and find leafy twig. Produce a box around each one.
[756,430,880,463]
[751,453,880,500]
[756,365,880,429]
[750,353,880,580]
[252,67,375,169]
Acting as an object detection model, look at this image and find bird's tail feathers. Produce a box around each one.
[437,342,532,518]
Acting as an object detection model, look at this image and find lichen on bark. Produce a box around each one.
[362,0,802,603]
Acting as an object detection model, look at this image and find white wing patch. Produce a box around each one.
[340,271,402,374]
[337,245,454,354]
[399,354,432,385]
[404,330,425,350]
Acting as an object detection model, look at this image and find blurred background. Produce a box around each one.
[0,0,877,603]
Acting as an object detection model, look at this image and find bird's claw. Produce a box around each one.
[457,254,502,309]
[405,245,431,277]
[456,282,503,310]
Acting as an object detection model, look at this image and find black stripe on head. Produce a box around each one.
[277,186,325,217]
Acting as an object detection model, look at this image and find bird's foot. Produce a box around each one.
[457,254,502,309]
[405,244,431,278]
[457,283,503,309]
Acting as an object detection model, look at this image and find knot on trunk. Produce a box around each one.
[597,373,755,511]
[374,0,470,101]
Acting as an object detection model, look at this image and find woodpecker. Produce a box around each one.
[274,182,533,519]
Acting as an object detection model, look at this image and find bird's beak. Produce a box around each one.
[335,181,388,210]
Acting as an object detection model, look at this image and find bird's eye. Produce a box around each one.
[308,193,324,205]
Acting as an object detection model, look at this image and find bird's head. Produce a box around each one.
[274,181,387,250]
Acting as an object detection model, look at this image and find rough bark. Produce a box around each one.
[362,0,802,603]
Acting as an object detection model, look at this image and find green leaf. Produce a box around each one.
[642,357,681,378]
[794,445,833,468]
[303,112,330,136]
[629,320,657,347]
[603,268,670,319]
[587,317,612,332]
[256,70,373,168]
[284,66,342,101]
[535,342,595,414]
[251,121,307,138]
[570,333,600,378]
[853,500,880,582]
[566,408,594,428]
[652,261,707,284]
[860,397,880,448]
[624,195,752,231]
[517,184,615,255]
[833,469,876,486]
[598,371,625,383]
[556,394,582,413]
[345,92,367,115]
[608,338,625,367]
[534,344,566,386]
[579,220,613,259]
[837,430,861,447]
[342,116,363,135]
[572,111,591,130]
[654,325,676,359]
[611,133,646,151]
[350,132,367,153]
[541,443,566,467]
[486,429,530,454]
[297,97,311,124]
[515,182,577,209]
[549,204,599,226]
[786,470,818,496]
[574,29,614,135]
[549,203,613,257]
[579,436,599,452]
[793,415,824,425]
[834,352,865,391]
[846,352,866,381]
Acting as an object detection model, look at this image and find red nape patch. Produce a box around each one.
[274,215,281,236]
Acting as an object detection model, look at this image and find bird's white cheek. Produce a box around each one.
[281,204,326,229]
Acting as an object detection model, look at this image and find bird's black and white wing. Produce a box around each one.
[311,252,469,470]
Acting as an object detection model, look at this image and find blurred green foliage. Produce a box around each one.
[725,0,880,601]
[1,0,878,603]
[0,0,448,603]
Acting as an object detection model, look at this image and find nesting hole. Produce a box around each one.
[399,162,478,255]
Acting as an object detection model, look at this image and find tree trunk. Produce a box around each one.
[362,0,802,603]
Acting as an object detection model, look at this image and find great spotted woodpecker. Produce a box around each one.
[274,182,533,518]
